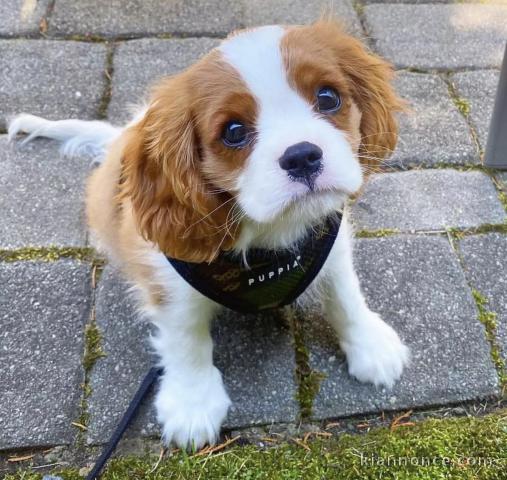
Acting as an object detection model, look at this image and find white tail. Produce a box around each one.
[8,114,122,162]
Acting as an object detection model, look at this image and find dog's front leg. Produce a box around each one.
[149,290,230,450]
[322,215,409,387]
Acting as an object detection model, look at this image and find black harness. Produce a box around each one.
[166,214,342,313]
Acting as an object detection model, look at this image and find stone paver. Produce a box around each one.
[0,136,88,248]
[460,234,507,364]
[108,38,219,125]
[0,40,107,130]
[49,0,242,37]
[87,266,297,444]
[0,260,91,449]
[49,0,360,38]
[453,70,500,150]
[364,5,507,69]
[243,0,361,35]
[305,235,499,420]
[0,0,49,36]
[351,170,506,232]
[390,73,477,166]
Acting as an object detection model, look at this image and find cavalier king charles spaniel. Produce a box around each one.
[9,20,409,449]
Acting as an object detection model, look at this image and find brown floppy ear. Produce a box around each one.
[319,20,405,166]
[119,76,237,263]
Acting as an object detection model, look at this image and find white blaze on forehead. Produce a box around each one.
[218,26,310,118]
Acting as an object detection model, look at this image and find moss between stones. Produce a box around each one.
[82,321,106,372]
[76,264,107,431]
[351,0,365,16]
[452,97,471,118]
[355,229,399,238]
[447,224,507,240]
[472,290,507,389]
[285,307,326,419]
[445,77,482,157]
[97,43,115,119]
[0,246,97,263]
[497,187,507,214]
[7,409,507,479]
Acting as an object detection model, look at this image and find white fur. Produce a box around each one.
[143,252,230,449]
[8,26,409,451]
[8,114,121,162]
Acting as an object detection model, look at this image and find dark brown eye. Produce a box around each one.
[222,121,249,148]
[316,87,341,114]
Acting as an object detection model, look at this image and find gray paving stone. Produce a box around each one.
[49,0,243,37]
[460,233,507,364]
[0,260,91,449]
[49,0,360,38]
[108,38,219,125]
[453,70,500,150]
[364,5,507,69]
[305,236,499,420]
[0,40,107,130]
[87,266,297,444]
[0,0,49,36]
[390,73,477,167]
[243,0,361,36]
[0,136,88,248]
[351,170,506,232]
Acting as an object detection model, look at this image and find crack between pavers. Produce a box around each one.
[284,305,326,421]
[97,42,116,120]
[356,224,507,239]
[443,73,483,161]
[445,233,507,395]
[73,262,107,446]
[351,0,374,47]
[38,0,56,38]
[0,246,100,263]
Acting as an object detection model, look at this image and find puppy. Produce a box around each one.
[9,20,409,449]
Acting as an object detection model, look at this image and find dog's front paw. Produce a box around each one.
[155,367,231,450]
[340,311,409,388]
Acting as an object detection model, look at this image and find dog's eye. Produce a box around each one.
[316,87,341,114]
[222,121,249,148]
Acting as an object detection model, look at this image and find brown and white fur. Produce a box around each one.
[9,20,409,449]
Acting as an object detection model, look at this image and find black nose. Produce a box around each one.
[279,142,323,179]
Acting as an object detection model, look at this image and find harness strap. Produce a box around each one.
[86,367,163,480]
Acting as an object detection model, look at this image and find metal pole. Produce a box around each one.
[485,42,507,169]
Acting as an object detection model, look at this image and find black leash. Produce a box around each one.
[86,366,163,480]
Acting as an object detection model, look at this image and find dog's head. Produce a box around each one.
[121,20,404,262]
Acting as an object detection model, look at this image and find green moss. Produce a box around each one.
[445,77,482,157]
[472,290,507,388]
[497,188,507,213]
[447,224,507,240]
[65,34,108,42]
[97,43,115,119]
[83,322,106,373]
[355,229,399,238]
[0,246,97,263]
[7,410,507,479]
[285,307,325,419]
[352,0,365,16]
[452,97,471,118]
